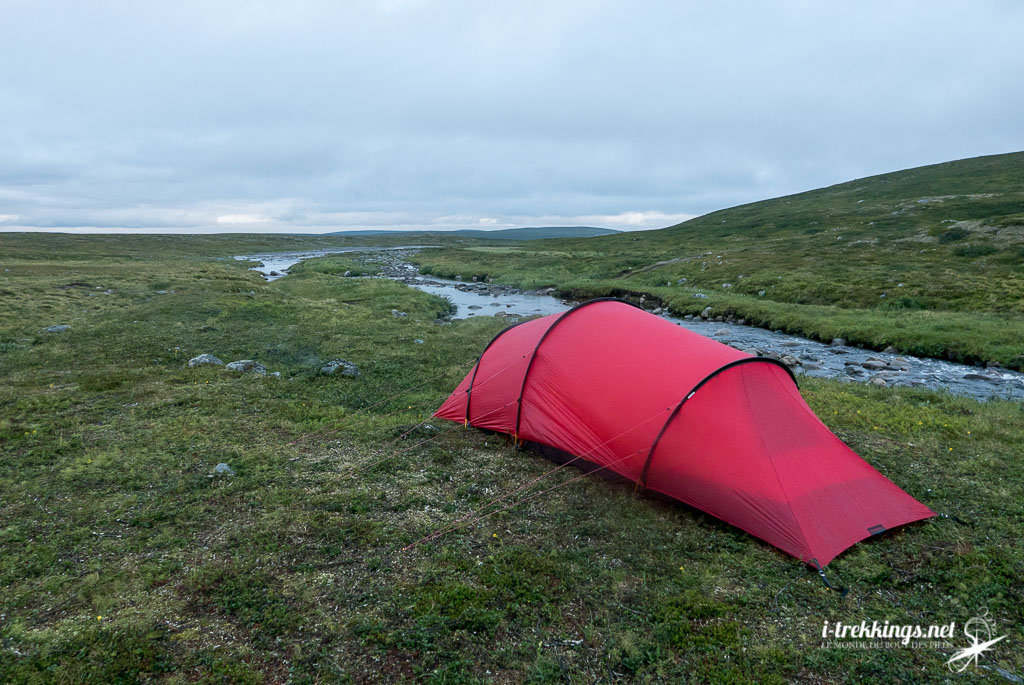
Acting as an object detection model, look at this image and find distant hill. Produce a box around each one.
[325,226,617,240]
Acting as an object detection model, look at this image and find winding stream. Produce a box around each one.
[237,248,1024,402]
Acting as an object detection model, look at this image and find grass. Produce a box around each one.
[0,233,1022,683]
[412,151,1024,369]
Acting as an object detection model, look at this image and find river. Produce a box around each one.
[236,248,1024,402]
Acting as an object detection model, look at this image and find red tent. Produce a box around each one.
[435,298,934,568]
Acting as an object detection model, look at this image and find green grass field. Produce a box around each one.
[413,152,1024,370]
[1,233,1022,683]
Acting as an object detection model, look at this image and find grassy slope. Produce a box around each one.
[413,151,1024,368]
[0,234,1021,683]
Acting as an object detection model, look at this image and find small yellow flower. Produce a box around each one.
[96,615,102,620]
[492,533,498,538]
[948,447,953,451]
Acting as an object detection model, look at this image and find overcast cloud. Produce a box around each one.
[1,0,1022,233]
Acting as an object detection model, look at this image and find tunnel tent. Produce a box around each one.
[434,298,935,568]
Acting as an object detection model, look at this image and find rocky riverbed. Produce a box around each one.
[238,248,1024,401]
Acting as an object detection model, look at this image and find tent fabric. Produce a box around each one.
[434,298,934,567]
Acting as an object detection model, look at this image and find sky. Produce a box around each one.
[1,1,1022,234]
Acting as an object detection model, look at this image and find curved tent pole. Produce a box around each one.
[513,298,643,441]
[464,318,533,426]
[636,357,798,490]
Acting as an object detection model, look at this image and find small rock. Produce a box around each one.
[44,324,71,333]
[652,307,663,315]
[962,373,999,383]
[802,363,821,370]
[781,355,799,367]
[869,377,888,387]
[715,328,730,336]
[882,345,898,354]
[879,293,887,298]
[700,307,712,319]
[214,463,235,476]
[676,277,687,284]
[321,359,361,377]
[830,338,846,347]
[391,309,408,317]
[845,366,865,376]
[467,305,482,310]
[781,341,800,348]
[691,293,708,299]
[862,361,888,371]
[757,290,766,297]
[269,271,280,276]
[343,270,352,277]
[225,360,268,375]
[722,283,733,289]
[188,353,224,367]
[737,319,746,325]
[413,339,425,344]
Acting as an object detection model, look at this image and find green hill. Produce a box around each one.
[414,151,1024,368]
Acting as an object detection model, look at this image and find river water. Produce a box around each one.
[237,249,1024,402]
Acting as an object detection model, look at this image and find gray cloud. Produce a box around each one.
[1,1,1022,233]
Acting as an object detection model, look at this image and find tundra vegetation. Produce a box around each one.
[2,152,1023,682]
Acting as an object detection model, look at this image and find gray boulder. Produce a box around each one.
[845,366,865,376]
[882,345,898,354]
[225,360,268,375]
[962,373,1000,383]
[214,463,235,476]
[700,306,712,319]
[869,377,888,387]
[757,290,766,297]
[321,359,361,378]
[862,360,888,371]
[676,277,687,284]
[44,324,71,333]
[691,293,708,299]
[391,309,408,318]
[830,338,846,347]
[188,353,224,367]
